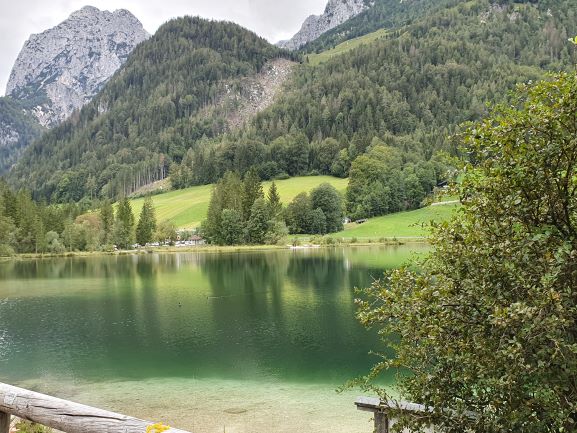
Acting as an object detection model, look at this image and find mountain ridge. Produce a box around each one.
[277,0,369,50]
[9,16,293,201]
[6,5,149,128]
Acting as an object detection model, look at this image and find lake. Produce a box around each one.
[0,245,425,433]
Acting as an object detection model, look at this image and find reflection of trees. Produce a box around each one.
[0,250,390,384]
[0,253,201,282]
[286,252,348,293]
[0,254,167,382]
[285,250,383,297]
[198,250,382,382]
[200,252,289,298]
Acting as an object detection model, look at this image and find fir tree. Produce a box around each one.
[136,197,157,246]
[114,198,135,249]
[247,198,270,244]
[100,200,114,245]
[202,172,243,244]
[267,181,282,220]
[241,169,264,221]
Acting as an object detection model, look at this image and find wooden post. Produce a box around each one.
[0,411,10,433]
[374,411,388,433]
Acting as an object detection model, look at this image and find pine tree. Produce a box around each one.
[241,169,263,221]
[135,197,156,246]
[114,197,135,249]
[100,200,114,245]
[247,198,270,244]
[267,181,282,220]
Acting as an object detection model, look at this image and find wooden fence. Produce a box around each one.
[0,382,438,433]
[355,396,434,433]
[0,383,191,433]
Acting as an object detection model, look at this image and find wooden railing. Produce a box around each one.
[0,383,440,433]
[0,383,191,433]
[355,396,434,433]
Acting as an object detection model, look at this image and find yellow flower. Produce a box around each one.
[146,423,171,433]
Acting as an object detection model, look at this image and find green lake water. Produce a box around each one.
[0,245,425,433]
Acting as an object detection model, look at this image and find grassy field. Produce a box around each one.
[306,28,388,66]
[330,202,460,239]
[130,176,348,229]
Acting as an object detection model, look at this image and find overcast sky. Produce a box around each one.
[0,0,328,96]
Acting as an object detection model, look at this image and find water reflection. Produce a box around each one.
[0,247,418,386]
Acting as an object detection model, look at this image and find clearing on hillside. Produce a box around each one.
[130,176,348,229]
[306,28,387,66]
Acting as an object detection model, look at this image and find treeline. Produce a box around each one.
[10,17,295,201]
[0,180,176,255]
[201,170,344,245]
[0,180,89,255]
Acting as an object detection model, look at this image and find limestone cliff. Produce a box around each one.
[278,0,368,50]
[6,6,149,127]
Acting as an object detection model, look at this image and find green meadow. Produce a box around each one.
[130,175,458,237]
[130,176,348,229]
[332,203,460,239]
[306,28,388,66]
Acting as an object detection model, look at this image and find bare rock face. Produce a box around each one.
[278,0,368,50]
[6,6,149,127]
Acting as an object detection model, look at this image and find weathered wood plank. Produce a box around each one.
[0,411,10,433]
[355,396,381,412]
[355,397,429,414]
[0,383,192,433]
[374,412,388,433]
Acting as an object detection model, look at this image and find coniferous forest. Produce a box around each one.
[8,17,295,202]
[5,0,577,220]
[0,98,44,173]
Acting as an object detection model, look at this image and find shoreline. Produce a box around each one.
[0,238,429,261]
[7,376,378,433]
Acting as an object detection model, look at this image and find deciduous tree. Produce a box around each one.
[357,72,577,432]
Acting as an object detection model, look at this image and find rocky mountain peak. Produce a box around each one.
[278,0,369,50]
[5,5,149,127]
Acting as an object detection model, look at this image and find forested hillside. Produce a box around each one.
[9,17,293,202]
[0,98,44,174]
[172,0,575,217]
[302,0,457,54]
[302,0,550,54]
[9,0,576,214]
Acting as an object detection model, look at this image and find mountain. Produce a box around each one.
[11,1,575,210]
[0,98,44,173]
[277,0,368,50]
[6,5,149,128]
[301,0,458,53]
[168,0,574,201]
[9,17,293,202]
